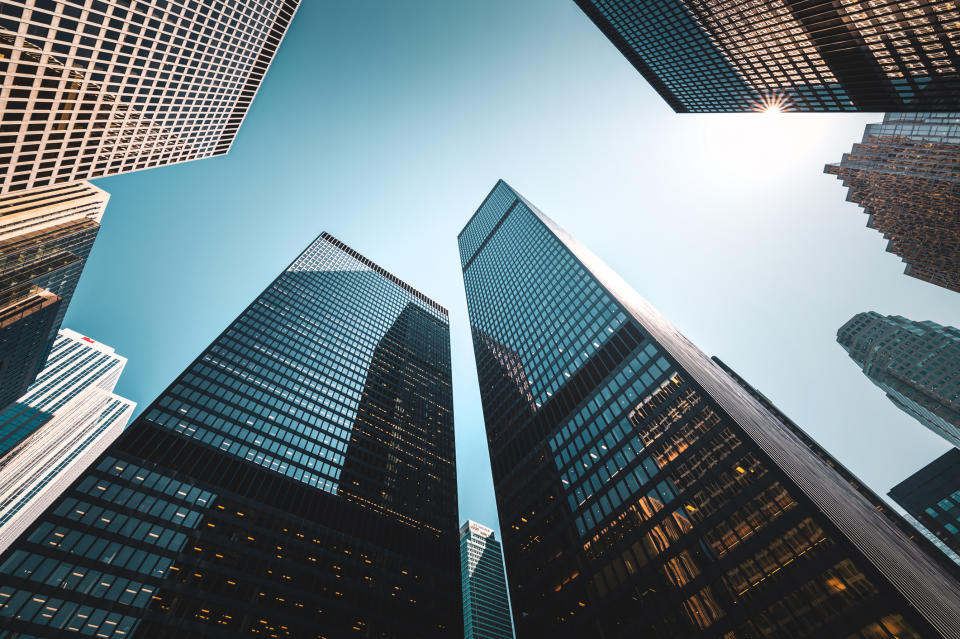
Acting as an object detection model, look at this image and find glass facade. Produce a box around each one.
[838,312,960,449]
[460,521,514,639]
[0,233,461,638]
[573,0,960,112]
[825,112,960,294]
[461,180,960,638]
[0,182,107,411]
[890,449,960,567]
[0,0,300,194]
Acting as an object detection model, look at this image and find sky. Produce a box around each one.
[65,1,959,537]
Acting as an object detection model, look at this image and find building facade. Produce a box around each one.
[573,0,960,112]
[825,112,960,294]
[0,233,461,638]
[0,0,300,194]
[0,327,126,457]
[460,180,960,638]
[0,182,107,410]
[837,312,960,449]
[890,449,960,564]
[460,520,514,639]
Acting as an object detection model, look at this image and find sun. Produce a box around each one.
[755,92,791,114]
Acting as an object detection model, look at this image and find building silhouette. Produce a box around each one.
[0,233,461,638]
[460,179,960,638]
[573,0,960,112]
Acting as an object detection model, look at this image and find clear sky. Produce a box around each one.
[66,1,958,538]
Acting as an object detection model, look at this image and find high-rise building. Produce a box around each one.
[0,330,134,554]
[890,449,960,564]
[0,233,461,638]
[0,328,126,457]
[825,112,960,294]
[837,312,960,449]
[0,0,300,194]
[712,355,960,578]
[0,183,106,410]
[460,179,960,638]
[572,0,960,112]
[901,510,960,567]
[460,520,514,639]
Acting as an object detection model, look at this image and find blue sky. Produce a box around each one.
[66,1,958,537]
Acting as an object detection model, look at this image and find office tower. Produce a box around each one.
[902,511,960,567]
[0,0,300,194]
[890,449,960,565]
[0,385,134,556]
[0,183,106,410]
[572,0,960,112]
[460,180,960,638]
[0,328,126,457]
[712,355,960,578]
[837,312,960,449]
[825,112,960,294]
[460,520,515,639]
[0,233,460,638]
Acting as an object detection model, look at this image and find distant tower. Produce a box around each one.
[460,179,960,638]
[890,449,960,566]
[0,183,106,409]
[0,328,133,555]
[460,521,515,639]
[825,113,960,294]
[0,1,300,193]
[837,312,960,448]
[573,0,960,112]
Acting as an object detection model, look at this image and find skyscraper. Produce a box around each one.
[573,0,960,112]
[712,355,960,578]
[0,0,300,194]
[0,331,134,555]
[890,449,960,565]
[460,180,960,638]
[460,520,514,639]
[0,328,127,457]
[837,312,960,449]
[0,233,460,638]
[0,183,106,410]
[825,112,960,294]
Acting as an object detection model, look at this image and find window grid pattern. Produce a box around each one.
[0,0,299,193]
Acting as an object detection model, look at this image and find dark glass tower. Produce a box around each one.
[0,233,461,638]
[460,180,960,638]
[890,449,960,562]
[460,521,514,639]
[573,0,960,112]
[825,112,960,294]
[837,312,960,449]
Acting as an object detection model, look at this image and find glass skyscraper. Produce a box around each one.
[837,312,960,449]
[0,328,133,556]
[0,233,461,638]
[460,180,960,638]
[0,182,107,410]
[460,520,514,639]
[825,112,960,294]
[573,0,960,112]
[890,449,960,566]
[0,0,300,194]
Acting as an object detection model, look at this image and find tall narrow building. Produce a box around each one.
[0,233,460,638]
[573,0,960,112]
[825,112,960,294]
[0,183,107,410]
[0,0,300,194]
[460,180,960,638]
[460,520,515,639]
[0,328,134,555]
[837,312,960,449]
[890,449,960,563]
